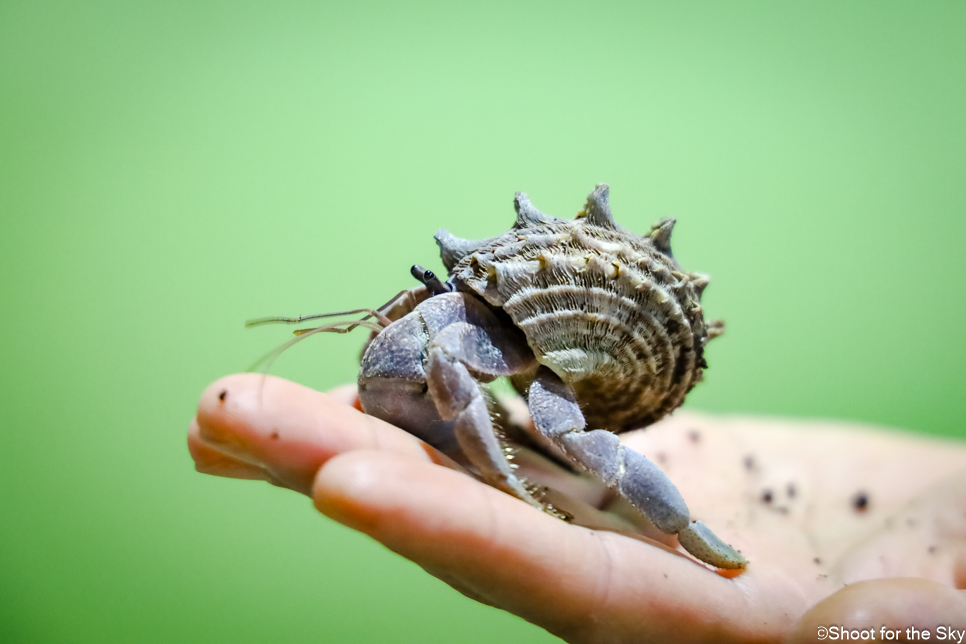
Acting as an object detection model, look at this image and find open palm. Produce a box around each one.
[189,374,966,642]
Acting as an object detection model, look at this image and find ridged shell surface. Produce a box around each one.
[436,185,721,433]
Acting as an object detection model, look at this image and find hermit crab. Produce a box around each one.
[252,184,747,570]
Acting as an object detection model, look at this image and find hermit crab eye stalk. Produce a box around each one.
[411,264,453,296]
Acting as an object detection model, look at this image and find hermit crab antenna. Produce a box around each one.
[248,318,383,402]
[410,264,453,295]
[513,192,557,228]
[248,318,383,371]
[579,183,618,230]
[245,307,392,329]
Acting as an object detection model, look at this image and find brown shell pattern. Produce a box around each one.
[435,184,723,433]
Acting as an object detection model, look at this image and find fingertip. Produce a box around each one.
[188,418,271,481]
[311,450,510,551]
[197,373,252,420]
[312,450,391,533]
[312,450,466,527]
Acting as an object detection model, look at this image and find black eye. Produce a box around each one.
[410,264,452,296]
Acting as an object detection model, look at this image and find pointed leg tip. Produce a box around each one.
[678,520,748,570]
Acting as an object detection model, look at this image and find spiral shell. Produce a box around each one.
[436,184,722,433]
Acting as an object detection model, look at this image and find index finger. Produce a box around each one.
[190,373,457,494]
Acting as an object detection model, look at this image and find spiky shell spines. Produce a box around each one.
[435,184,723,433]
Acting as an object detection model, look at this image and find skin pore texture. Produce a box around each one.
[189,373,966,643]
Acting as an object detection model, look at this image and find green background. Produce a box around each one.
[2,2,965,642]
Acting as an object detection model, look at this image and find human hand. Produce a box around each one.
[189,374,966,642]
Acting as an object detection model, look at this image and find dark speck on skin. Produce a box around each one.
[928,546,936,554]
[655,452,667,465]
[761,489,773,504]
[270,431,280,440]
[813,557,821,565]
[687,429,701,443]
[852,491,870,513]
[787,483,796,499]
[219,390,227,402]
[743,454,755,471]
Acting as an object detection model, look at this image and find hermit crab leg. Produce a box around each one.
[423,306,543,508]
[525,367,747,569]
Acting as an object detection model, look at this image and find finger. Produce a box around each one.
[330,379,655,531]
[786,578,966,643]
[192,373,455,495]
[191,375,622,528]
[188,419,272,481]
[313,450,798,644]
[325,383,360,407]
